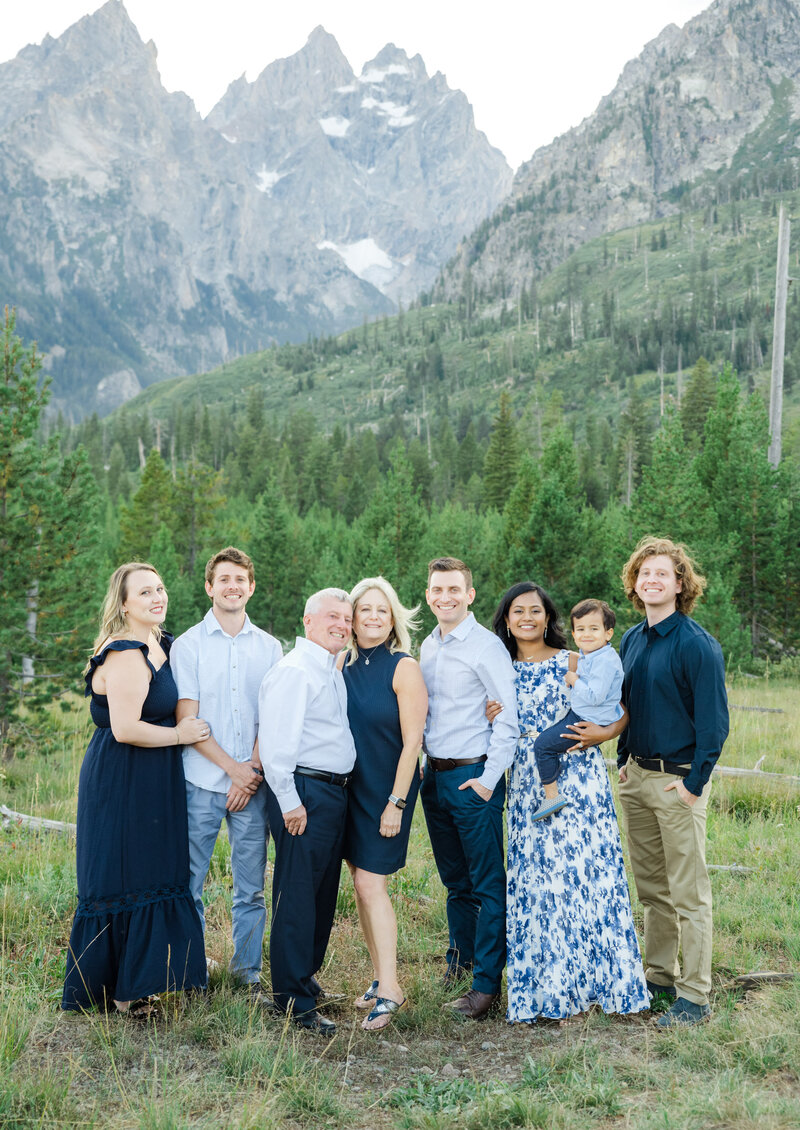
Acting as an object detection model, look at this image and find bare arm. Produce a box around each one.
[104,650,207,747]
[380,658,428,837]
[177,698,260,794]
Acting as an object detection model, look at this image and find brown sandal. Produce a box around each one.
[125,995,163,1020]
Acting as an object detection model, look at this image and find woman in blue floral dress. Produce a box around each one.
[490,582,649,1023]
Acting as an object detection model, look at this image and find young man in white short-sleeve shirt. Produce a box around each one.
[171,547,281,995]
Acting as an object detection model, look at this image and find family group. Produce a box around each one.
[61,536,729,1038]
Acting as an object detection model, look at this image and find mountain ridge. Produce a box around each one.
[0,0,510,417]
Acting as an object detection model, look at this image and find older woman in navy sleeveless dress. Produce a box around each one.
[339,578,427,1031]
[62,564,209,1015]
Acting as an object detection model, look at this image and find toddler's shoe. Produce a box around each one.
[532,794,569,821]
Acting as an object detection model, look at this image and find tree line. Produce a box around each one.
[3,305,799,757]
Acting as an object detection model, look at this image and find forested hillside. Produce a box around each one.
[44,193,800,681]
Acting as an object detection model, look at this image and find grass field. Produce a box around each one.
[1,675,798,1129]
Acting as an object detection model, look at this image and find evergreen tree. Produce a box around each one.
[680,357,716,445]
[172,459,227,574]
[150,523,199,638]
[248,474,299,638]
[697,367,784,655]
[118,449,175,562]
[482,392,520,510]
[348,446,427,608]
[0,309,100,755]
[508,428,588,612]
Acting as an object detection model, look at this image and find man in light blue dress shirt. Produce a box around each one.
[420,556,519,1021]
[258,588,356,1036]
[172,548,281,997]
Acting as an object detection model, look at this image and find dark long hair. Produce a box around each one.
[491,582,568,660]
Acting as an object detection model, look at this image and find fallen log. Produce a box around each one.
[730,705,785,714]
[734,972,797,990]
[1,804,76,835]
[603,759,800,785]
[712,765,800,784]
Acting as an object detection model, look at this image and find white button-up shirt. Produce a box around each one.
[258,636,356,814]
[171,608,282,793]
[420,612,520,792]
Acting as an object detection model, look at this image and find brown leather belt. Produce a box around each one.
[632,756,691,778]
[427,755,487,772]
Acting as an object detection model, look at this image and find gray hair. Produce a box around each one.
[304,587,352,617]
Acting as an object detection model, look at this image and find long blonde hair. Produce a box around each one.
[345,576,420,664]
[85,562,163,672]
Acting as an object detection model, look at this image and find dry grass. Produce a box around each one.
[1,679,798,1127]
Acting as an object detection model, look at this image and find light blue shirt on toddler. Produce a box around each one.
[570,643,624,726]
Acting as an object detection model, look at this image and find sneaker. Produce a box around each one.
[532,794,569,821]
[655,996,710,1027]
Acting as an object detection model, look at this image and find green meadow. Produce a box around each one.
[1,675,798,1129]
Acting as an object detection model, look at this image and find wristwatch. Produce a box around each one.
[388,794,406,809]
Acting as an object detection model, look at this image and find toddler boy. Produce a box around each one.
[532,599,623,820]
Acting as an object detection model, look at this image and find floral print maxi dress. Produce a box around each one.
[506,650,650,1022]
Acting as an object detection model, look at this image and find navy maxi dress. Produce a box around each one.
[342,644,419,874]
[62,638,207,1011]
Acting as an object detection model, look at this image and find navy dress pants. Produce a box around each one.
[266,775,347,1015]
[420,763,506,995]
[533,707,585,786]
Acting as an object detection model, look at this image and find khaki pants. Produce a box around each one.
[619,758,712,1006]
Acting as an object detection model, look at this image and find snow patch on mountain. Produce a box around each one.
[359,64,410,84]
[319,115,350,137]
[317,237,397,291]
[256,166,284,193]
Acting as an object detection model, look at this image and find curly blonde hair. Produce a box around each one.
[622,537,706,615]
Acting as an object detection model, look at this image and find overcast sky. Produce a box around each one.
[4,0,712,170]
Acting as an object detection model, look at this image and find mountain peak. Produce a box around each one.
[363,43,428,82]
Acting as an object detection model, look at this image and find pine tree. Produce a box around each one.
[680,357,716,445]
[0,309,100,755]
[697,367,784,655]
[482,392,520,510]
[118,449,175,562]
[172,459,227,573]
[248,474,299,638]
[347,446,427,608]
[508,428,588,612]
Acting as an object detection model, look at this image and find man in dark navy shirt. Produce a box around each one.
[618,537,728,1027]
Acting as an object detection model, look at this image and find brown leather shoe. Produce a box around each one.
[443,989,499,1020]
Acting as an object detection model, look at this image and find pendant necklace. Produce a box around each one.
[362,644,382,665]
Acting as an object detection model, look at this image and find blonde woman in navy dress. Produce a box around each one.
[338,577,428,1031]
[62,563,209,1017]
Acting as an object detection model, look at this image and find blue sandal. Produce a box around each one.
[354,980,380,1010]
[362,996,406,1031]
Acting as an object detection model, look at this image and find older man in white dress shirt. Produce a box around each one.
[258,587,356,1036]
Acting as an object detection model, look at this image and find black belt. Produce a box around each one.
[427,755,487,772]
[632,756,691,778]
[295,766,350,787]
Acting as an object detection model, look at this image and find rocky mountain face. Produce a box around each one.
[441,0,800,301]
[0,2,510,416]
